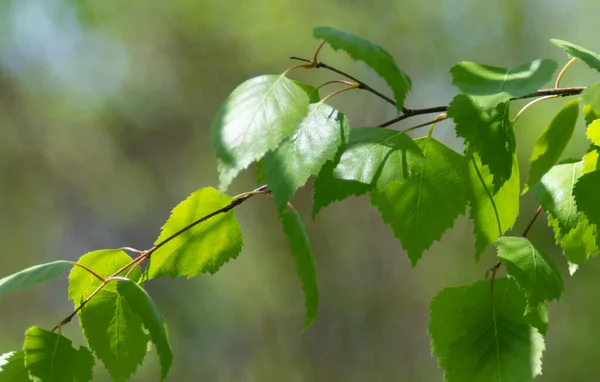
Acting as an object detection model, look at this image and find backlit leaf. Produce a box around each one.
[262,103,349,211]
[370,137,468,265]
[211,74,310,190]
[551,39,600,73]
[0,352,30,382]
[550,215,598,266]
[586,119,600,145]
[147,187,242,279]
[292,80,320,103]
[0,261,71,299]
[574,169,600,226]
[313,26,411,112]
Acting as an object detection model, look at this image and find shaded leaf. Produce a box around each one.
[582,83,600,114]
[574,169,600,226]
[147,187,242,279]
[24,326,94,382]
[292,80,320,103]
[117,280,173,381]
[211,74,310,190]
[583,104,600,126]
[526,99,580,191]
[467,152,520,261]
[0,352,31,382]
[0,261,71,299]
[495,236,564,310]
[550,215,598,266]
[450,59,557,109]
[370,137,468,265]
[551,39,600,73]
[262,103,349,211]
[313,26,411,112]
[448,95,515,190]
[429,278,545,382]
[280,209,319,329]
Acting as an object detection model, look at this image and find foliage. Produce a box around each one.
[0,26,598,381]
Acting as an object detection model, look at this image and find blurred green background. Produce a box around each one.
[1,0,600,381]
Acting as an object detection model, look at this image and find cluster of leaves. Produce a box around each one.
[1,27,600,381]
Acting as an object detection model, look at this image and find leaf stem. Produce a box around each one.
[68,262,105,283]
[522,205,543,238]
[555,58,578,88]
[316,80,357,90]
[320,84,360,104]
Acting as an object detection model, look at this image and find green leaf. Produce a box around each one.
[583,104,600,126]
[292,80,320,103]
[534,161,584,236]
[311,127,424,217]
[313,26,411,112]
[280,209,319,329]
[117,280,173,381]
[551,39,600,73]
[526,99,580,191]
[429,278,545,382]
[447,95,515,190]
[583,147,600,174]
[24,326,94,382]
[0,260,71,299]
[0,352,31,382]
[450,59,557,109]
[587,119,600,145]
[211,74,310,191]
[467,152,520,261]
[370,137,468,265]
[582,83,600,114]
[574,169,600,226]
[495,236,564,310]
[147,187,243,279]
[68,249,147,382]
[262,103,349,211]
[550,215,598,266]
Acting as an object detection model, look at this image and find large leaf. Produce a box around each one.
[311,127,424,217]
[211,74,310,191]
[450,59,557,109]
[467,152,520,261]
[534,162,584,236]
[526,99,580,191]
[262,103,349,211]
[495,236,564,311]
[0,260,71,299]
[313,26,411,112]
[551,39,600,73]
[0,352,30,382]
[24,327,94,382]
[117,280,173,381]
[68,249,147,382]
[370,137,468,265]
[448,95,515,190]
[147,187,243,279]
[429,278,545,382]
[574,169,600,226]
[280,209,319,329]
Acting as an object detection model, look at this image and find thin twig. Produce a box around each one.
[399,113,448,134]
[316,80,357,90]
[522,205,543,238]
[312,41,326,63]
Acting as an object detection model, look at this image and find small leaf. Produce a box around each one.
[429,278,545,382]
[495,236,564,310]
[526,99,580,191]
[582,83,600,114]
[583,104,600,126]
[574,169,600,226]
[550,215,598,265]
[370,137,468,265]
[583,147,600,174]
[447,95,515,190]
[24,326,94,382]
[450,59,557,109]
[147,187,243,279]
[551,39,600,73]
[533,161,584,237]
[313,26,411,112]
[117,280,173,381]
[211,74,310,191]
[467,152,520,261]
[587,119,600,145]
[0,352,31,382]
[0,261,71,299]
[68,250,147,382]
[262,103,349,211]
[292,80,320,103]
[280,209,319,329]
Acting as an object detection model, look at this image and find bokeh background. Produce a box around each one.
[1,0,599,381]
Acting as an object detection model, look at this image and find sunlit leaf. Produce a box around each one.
[495,236,564,311]
[429,278,545,382]
[0,352,30,382]
[574,169,600,226]
[313,26,411,112]
[526,99,580,191]
[262,103,349,211]
[586,119,600,145]
[147,187,242,279]
[117,280,173,381]
[0,261,71,299]
[212,74,310,190]
[24,327,94,382]
[280,209,319,329]
[370,137,468,265]
[551,39,600,73]
[549,215,598,266]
